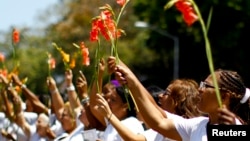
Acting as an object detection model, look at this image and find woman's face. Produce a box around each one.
[158,84,176,113]
[104,88,127,120]
[60,108,75,133]
[102,83,115,97]
[198,74,220,114]
[36,114,49,137]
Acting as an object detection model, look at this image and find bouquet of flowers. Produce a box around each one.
[89,0,138,111]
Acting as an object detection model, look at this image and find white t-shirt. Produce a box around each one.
[0,113,10,141]
[50,119,65,137]
[48,109,64,137]
[8,124,46,141]
[54,123,85,141]
[29,125,47,141]
[84,128,98,141]
[0,112,5,120]
[24,112,38,125]
[142,128,176,141]
[102,116,144,141]
[173,113,242,141]
[142,111,182,141]
[54,110,85,141]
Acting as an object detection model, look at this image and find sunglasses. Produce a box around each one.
[163,89,171,96]
[199,81,218,89]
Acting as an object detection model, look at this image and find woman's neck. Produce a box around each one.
[67,124,76,134]
[208,111,219,124]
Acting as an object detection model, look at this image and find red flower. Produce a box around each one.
[175,0,198,26]
[117,0,126,6]
[90,18,101,42]
[90,9,120,42]
[0,69,8,77]
[0,52,5,62]
[80,42,90,66]
[12,28,20,44]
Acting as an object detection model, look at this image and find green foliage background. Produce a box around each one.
[1,0,250,95]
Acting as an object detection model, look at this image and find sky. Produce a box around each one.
[0,0,59,32]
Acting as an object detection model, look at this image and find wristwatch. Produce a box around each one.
[81,97,90,105]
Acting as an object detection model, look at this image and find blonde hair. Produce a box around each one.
[64,101,76,119]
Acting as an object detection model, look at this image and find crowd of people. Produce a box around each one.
[0,56,250,141]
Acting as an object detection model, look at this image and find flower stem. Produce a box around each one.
[11,42,17,69]
[116,0,130,27]
[192,0,222,107]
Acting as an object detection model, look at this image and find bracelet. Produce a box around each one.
[50,89,59,95]
[81,97,89,105]
[66,85,75,91]
[108,113,113,122]
[21,84,26,89]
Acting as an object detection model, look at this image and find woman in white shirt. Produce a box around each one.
[107,56,248,141]
[94,83,144,141]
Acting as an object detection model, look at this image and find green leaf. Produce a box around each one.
[206,7,213,32]
[164,0,179,10]
[73,43,80,48]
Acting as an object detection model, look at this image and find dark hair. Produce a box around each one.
[146,85,165,105]
[216,69,250,124]
[116,86,137,118]
[38,94,51,108]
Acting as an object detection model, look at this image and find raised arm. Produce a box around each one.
[0,89,14,121]
[11,74,49,115]
[89,58,107,127]
[76,71,105,130]
[107,56,181,140]
[47,76,64,120]
[95,93,146,141]
[64,69,81,110]
[7,86,31,138]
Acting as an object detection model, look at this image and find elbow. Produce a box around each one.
[122,135,145,141]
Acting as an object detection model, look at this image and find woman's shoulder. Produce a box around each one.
[121,116,145,133]
[121,116,141,123]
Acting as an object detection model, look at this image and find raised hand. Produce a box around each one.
[76,71,88,98]
[99,58,105,75]
[107,57,138,88]
[107,56,117,74]
[11,74,22,86]
[217,105,237,125]
[46,77,58,92]
[0,74,9,85]
[95,93,112,119]
[64,69,73,86]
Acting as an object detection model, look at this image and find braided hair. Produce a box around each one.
[216,69,250,124]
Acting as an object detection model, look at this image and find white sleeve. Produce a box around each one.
[23,112,38,125]
[173,116,209,141]
[0,112,5,120]
[121,117,145,134]
[50,120,65,136]
[140,129,158,141]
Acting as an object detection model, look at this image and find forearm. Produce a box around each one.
[67,87,81,109]
[84,103,106,130]
[1,90,13,119]
[129,79,165,128]
[15,113,31,137]
[20,85,39,101]
[89,79,106,126]
[109,114,145,141]
[50,88,64,118]
[20,86,49,114]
